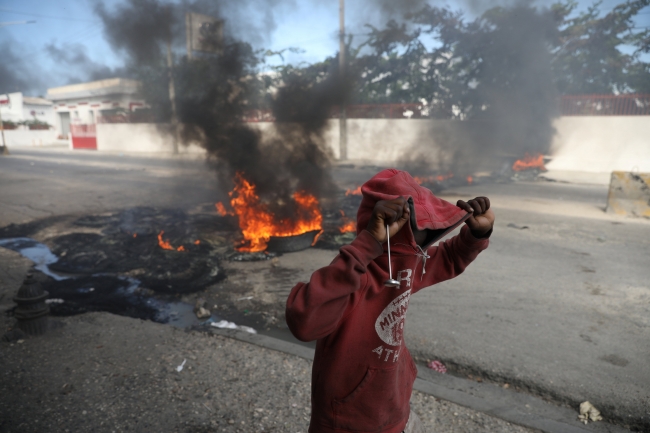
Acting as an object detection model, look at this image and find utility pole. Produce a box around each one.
[0,108,8,155]
[167,41,180,154]
[339,0,347,160]
[185,13,193,60]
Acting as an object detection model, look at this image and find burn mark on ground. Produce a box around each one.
[599,354,629,367]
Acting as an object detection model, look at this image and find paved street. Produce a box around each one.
[1,147,648,431]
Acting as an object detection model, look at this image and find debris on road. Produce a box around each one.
[176,359,187,373]
[507,223,529,230]
[195,307,211,319]
[578,401,603,424]
[427,360,447,373]
[210,320,257,334]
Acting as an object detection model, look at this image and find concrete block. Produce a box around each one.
[606,171,650,217]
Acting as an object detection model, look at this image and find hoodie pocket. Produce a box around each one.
[332,362,416,431]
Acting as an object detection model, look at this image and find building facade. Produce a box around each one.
[46,78,146,148]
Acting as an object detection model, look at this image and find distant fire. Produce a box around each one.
[345,186,362,196]
[339,210,356,233]
[414,172,454,185]
[512,153,546,172]
[467,175,473,185]
[225,172,323,252]
[157,231,185,252]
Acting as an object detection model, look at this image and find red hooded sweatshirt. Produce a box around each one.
[286,169,490,433]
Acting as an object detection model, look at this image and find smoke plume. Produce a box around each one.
[45,43,130,85]
[95,0,339,218]
[0,39,43,95]
[400,2,560,177]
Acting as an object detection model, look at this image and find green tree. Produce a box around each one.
[551,0,650,94]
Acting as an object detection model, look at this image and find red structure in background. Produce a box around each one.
[559,94,650,116]
[70,124,97,150]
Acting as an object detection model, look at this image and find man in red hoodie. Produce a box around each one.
[286,169,494,433]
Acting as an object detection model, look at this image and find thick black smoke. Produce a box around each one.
[95,0,339,218]
[0,39,43,95]
[45,43,130,84]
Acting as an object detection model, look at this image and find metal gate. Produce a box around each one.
[70,124,97,150]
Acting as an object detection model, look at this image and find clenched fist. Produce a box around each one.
[365,197,410,244]
[456,196,495,238]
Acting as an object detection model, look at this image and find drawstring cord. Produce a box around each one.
[395,243,430,280]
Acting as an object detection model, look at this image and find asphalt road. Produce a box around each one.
[1,147,648,431]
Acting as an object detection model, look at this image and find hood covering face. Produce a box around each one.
[356,169,470,250]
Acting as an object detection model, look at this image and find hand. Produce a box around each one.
[457,197,495,238]
[365,197,411,244]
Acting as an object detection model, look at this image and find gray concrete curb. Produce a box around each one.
[207,327,630,433]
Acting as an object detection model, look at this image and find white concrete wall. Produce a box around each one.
[96,123,204,155]
[93,118,649,179]
[250,119,436,161]
[1,129,60,147]
[547,116,650,174]
[0,93,24,123]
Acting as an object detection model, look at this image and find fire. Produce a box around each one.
[215,202,233,216]
[157,231,174,250]
[194,240,201,245]
[133,233,137,238]
[228,172,322,252]
[345,186,362,196]
[413,172,454,185]
[157,231,185,252]
[467,175,473,185]
[339,210,356,233]
[512,153,546,172]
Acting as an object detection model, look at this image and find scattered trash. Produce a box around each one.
[427,360,447,373]
[210,320,257,334]
[236,296,254,301]
[176,359,187,372]
[507,223,529,230]
[212,320,237,329]
[578,401,603,424]
[45,298,65,304]
[195,307,211,319]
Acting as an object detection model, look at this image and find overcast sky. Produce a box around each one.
[0,0,648,96]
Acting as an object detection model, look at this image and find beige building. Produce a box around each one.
[46,78,145,140]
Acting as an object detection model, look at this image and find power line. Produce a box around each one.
[0,7,99,23]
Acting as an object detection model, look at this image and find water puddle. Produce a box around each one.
[0,238,66,280]
[0,237,228,329]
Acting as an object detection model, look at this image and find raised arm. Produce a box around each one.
[414,196,494,292]
[285,230,382,341]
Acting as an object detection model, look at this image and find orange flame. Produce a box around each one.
[467,175,473,185]
[157,231,174,250]
[194,240,201,245]
[512,153,546,172]
[229,172,322,252]
[215,202,233,216]
[339,210,356,233]
[345,186,362,196]
[133,233,137,238]
[157,231,185,252]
